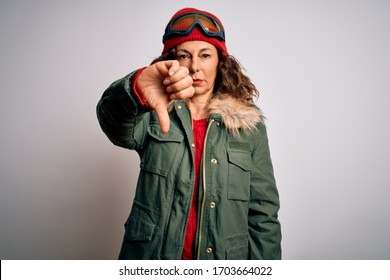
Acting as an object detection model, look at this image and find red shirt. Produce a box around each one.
[181,118,208,260]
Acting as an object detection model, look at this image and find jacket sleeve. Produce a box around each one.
[96,70,150,151]
[248,124,282,259]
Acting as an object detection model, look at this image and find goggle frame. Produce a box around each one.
[163,12,226,43]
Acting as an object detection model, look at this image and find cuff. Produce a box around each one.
[131,67,150,108]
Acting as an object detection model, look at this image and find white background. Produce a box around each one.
[0,0,389,259]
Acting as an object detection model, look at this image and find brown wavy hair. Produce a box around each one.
[151,49,259,103]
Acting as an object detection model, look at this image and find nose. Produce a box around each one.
[189,57,200,73]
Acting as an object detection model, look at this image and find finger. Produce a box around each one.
[154,104,170,134]
[156,60,180,79]
[167,60,180,77]
[170,86,195,100]
[163,66,189,85]
[166,75,193,93]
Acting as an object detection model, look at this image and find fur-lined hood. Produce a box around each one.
[208,95,264,136]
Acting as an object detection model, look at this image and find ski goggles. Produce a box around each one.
[163,12,225,43]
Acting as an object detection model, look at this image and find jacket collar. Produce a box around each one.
[172,94,264,136]
[208,94,264,136]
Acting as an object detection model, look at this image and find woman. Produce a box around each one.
[97,7,281,260]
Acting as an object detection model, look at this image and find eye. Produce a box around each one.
[201,53,211,59]
[177,53,190,60]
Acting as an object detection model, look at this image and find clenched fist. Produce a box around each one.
[137,60,195,133]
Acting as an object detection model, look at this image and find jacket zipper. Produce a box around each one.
[196,119,214,259]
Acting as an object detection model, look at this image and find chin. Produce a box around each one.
[194,87,213,96]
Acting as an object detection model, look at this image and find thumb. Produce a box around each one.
[154,104,170,134]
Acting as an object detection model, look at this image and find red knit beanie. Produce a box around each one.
[162,8,228,55]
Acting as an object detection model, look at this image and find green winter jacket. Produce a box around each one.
[97,70,281,260]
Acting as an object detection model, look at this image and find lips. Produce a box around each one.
[192,79,203,85]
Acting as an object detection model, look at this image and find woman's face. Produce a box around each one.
[175,41,219,98]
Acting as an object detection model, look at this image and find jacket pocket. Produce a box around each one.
[124,201,158,242]
[140,124,184,177]
[125,215,155,241]
[225,233,249,259]
[227,150,252,200]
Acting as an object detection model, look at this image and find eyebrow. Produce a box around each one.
[176,48,214,53]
